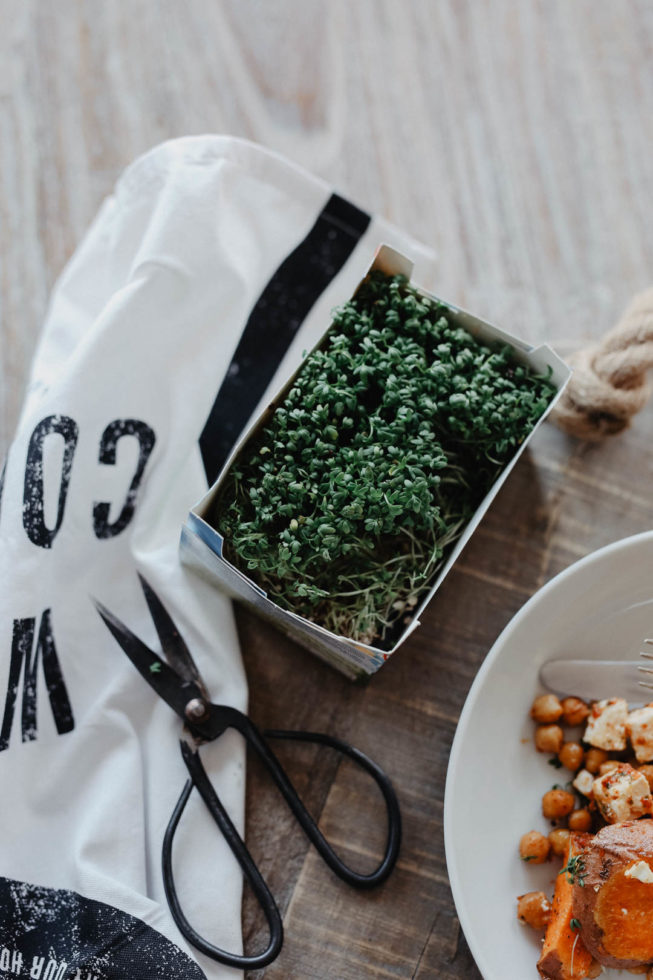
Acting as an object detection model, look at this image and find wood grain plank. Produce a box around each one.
[2,2,653,977]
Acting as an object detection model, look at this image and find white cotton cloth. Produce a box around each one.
[0,135,435,978]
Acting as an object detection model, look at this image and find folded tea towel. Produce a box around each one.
[0,135,436,978]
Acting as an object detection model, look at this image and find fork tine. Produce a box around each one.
[638,643,653,692]
[641,644,653,661]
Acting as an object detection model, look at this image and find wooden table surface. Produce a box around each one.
[3,2,653,977]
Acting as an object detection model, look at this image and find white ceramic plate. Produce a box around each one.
[444,531,653,980]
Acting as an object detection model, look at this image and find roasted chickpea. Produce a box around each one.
[560,696,590,727]
[599,759,620,777]
[584,748,608,774]
[516,891,551,930]
[548,827,571,857]
[542,788,576,820]
[639,765,653,790]
[519,830,551,864]
[530,694,563,724]
[567,808,592,832]
[534,724,564,754]
[558,742,584,772]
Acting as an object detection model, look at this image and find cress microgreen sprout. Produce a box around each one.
[213,272,556,647]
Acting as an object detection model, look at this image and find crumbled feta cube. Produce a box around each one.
[572,768,595,797]
[592,763,653,823]
[583,697,628,751]
[625,860,653,883]
[627,704,653,763]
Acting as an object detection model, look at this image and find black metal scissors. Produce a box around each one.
[93,574,401,970]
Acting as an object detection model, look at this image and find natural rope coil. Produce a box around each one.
[550,287,653,440]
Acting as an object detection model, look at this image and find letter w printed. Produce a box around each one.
[0,610,74,751]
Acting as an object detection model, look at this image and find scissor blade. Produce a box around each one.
[137,573,207,696]
[93,598,206,722]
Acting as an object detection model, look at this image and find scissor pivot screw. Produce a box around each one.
[185,698,208,722]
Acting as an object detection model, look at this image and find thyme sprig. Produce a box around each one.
[214,272,556,646]
[559,855,587,887]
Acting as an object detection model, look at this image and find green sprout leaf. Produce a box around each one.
[559,855,587,887]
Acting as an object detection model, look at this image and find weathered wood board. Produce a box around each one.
[2,2,653,975]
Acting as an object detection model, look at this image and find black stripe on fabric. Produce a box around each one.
[199,192,371,485]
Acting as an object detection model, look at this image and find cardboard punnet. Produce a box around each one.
[180,245,571,680]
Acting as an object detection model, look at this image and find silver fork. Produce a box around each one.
[639,638,653,694]
[540,639,653,703]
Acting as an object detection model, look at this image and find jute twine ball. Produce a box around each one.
[550,288,653,440]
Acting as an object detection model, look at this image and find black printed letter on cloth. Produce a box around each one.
[0,610,74,752]
[93,419,156,539]
[23,415,78,549]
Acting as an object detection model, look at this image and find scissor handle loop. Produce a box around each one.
[250,723,402,889]
[162,740,283,970]
[163,718,402,969]
[193,705,402,888]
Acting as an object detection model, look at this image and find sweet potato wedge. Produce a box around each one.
[537,834,597,980]
[572,819,653,969]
